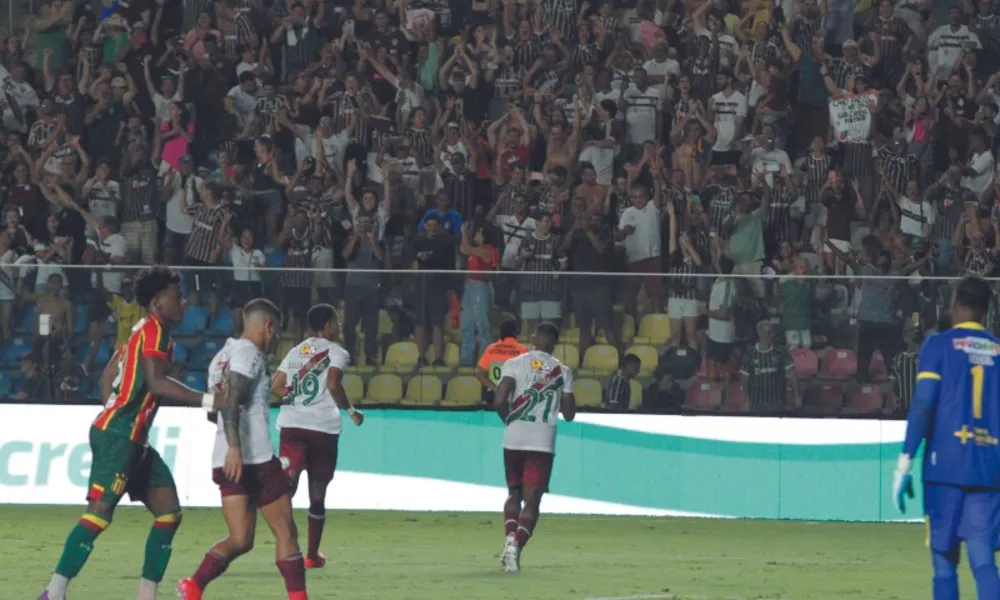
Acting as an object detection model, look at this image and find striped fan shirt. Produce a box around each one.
[873,146,916,196]
[842,140,873,180]
[121,169,159,223]
[792,14,825,53]
[543,0,577,40]
[327,91,360,134]
[890,350,918,411]
[605,373,631,410]
[800,152,833,208]
[518,233,562,294]
[254,94,290,129]
[281,229,313,288]
[444,172,477,219]
[184,204,228,264]
[666,257,697,300]
[873,17,910,67]
[494,65,525,99]
[511,33,545,69]
[829,58,867,91]
[970,14,1000,58]
[704,184,738,234]
[740,344,794,412]
[765,183,794,243]
[218,11,255,60]
[406,127,434,166]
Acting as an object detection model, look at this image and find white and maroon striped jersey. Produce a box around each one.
[500,350,574,454]
[276,337,351,435]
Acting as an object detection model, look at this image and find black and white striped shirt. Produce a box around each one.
[518,233,562,294]
[765,183,795,243]
[800,153,833,207]
[829,58,867,91]
[185,204,227,264]
[890,351,918,411]
[511,33,545,69]
[874,146,916,196]
[121,168,159,223]
[543,0,577,41]
[740,344,794,411]
[406,127,434,166]
[704,184,738,234]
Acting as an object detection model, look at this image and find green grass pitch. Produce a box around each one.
[0,506,969,599]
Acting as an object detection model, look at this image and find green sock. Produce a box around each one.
[141,515,180,582]
[54,520,104,579]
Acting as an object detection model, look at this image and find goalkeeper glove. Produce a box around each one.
[893,453,914,513]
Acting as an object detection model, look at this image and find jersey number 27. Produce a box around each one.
[516,388,558,423]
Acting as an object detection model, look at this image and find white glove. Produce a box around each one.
[893,453,915,513]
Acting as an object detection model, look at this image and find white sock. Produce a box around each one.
[137,578,158,600]
[47,574,69,600]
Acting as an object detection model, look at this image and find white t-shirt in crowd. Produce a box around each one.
[642,58,680,82]
[623,85,661,145]
[100,233,127,292]
[499,215,536,269]
[500,350,574,454]
[229,244,266,282]
[708,278,736,343]
[618,200,661,263]
[962,150,995,200]
[209,338,275,468]
[164,173,201,235]
[897,196,936,238]
[709,89,747,152]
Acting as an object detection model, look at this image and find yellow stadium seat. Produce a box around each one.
[377,309,394,336]
[575,378,604,407]
[561,327,581,343]
[625,345,659,377]
[385,341,421,373]
[343,373,365,403]
[366,374,403,403]
[553,344,580,370]
[580,345,619,377]
[443,375,483,405]
[594,314,634,345]
[405,375,443,405]
[629,379,643,410]
[634,313,671,345]
[421,342,460,374]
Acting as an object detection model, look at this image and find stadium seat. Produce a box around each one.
[819,349,857,381]
[629,379,642,409]
[443,375,483,405]
[421,342,460,374]
[560,327,581,343]
[76,339,110,368]
[342,373,365,403]
[869,352,888,382]
[553,344,580,370]
[803,383,844,415]
[683,380,723,411]
[1,337,30,367]
[16,304,36,335]
[404,375,442,405]
[595,314,635,345]
[580,345,619,377]
[634,313,671,345]
[843,385,884,414]
[574,378,604,407]
[385,341,420,373]
[721,382,749,413]
[191,339,224,366]
[177,305,208,337]
[74,305,88,335]
[172,340,189,364]
[790,348,819,379]
[366,374,403,403]
[208,309,235,338]
[184,372,207,391]
[624,345,658,377]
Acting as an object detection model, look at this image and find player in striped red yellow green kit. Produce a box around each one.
[39,266,228,600]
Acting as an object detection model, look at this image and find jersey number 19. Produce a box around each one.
[285,372,320,406]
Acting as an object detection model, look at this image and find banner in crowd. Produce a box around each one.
[829,91,879,143]
[0,405,916,521]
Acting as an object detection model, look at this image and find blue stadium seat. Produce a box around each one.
[177,305,208,336]
[1,337,31,367]
[77,339,111,367]
[15,304,36,335]
[184,372,207,391]
[172,340,189,364]
[74,305,89,335]
[208,309,235,338]
[191,339,224,366]
[263,246,283,268]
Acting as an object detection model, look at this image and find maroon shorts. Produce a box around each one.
[626,257,662,299]
[211,456,290,508]
[504,449,554,492]
[279,427,339,482]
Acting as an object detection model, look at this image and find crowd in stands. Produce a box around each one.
[0,0,992,415]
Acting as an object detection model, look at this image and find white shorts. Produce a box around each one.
[785,330,812,350]
[823,238,851,254]
[668,297,699,319]
[521,300,562,320]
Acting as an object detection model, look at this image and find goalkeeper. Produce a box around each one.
[893,276,1000,600]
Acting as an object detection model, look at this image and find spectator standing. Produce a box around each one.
[119,146,160,264]
[740,321,800,414]
[182,181,229,316]
[706,256,736,381]
[342,216,383,367]
[617,181,662,319]
[565,212,616,356]
[458,221,498,366]
[412,215,455,366]
[516,212,564,332]
[724,189,768,300]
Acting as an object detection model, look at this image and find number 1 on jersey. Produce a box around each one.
[971,365,984,420]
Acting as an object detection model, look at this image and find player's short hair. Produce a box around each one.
[498,318,520,340]
[535,322,560,346]
[954,276,993,321]
[133,265,181,308]
[243,298,282,325]
[307,303,338,333]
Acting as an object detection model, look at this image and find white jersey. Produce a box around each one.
[209,338,274,468]
[276,337,351,435]
[500,350,574,454]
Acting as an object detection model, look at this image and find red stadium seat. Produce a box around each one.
[819,349,858,381]
[802,383,844,415]
[790,348,819,379]
[683,380,722,411]
[720,382,749,413]
[868,352,888,382]
[843,385,884,414]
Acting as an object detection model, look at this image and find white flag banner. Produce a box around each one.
[829,91,879,143]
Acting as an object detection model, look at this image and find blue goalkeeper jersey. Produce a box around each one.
[912,322,1000,489]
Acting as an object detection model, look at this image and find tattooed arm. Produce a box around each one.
[220,370,252,482]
